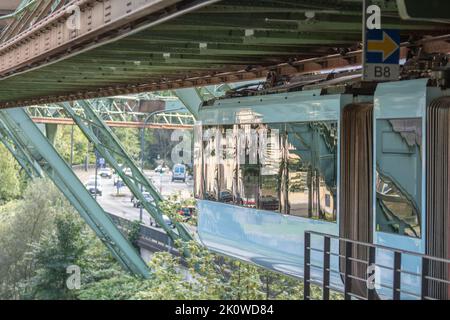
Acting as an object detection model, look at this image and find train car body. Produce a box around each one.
[373,79,450,298]
[194,78,450,299]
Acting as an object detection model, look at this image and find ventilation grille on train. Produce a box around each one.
[426,96,450,300]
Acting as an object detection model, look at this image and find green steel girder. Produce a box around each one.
[59,100,193,242]
[0,0,449,107]
[26,100,194,127]
[0,107,151,278]
[0,120,42,179]
[45,123,58,145]
[173,88,204,119]
[173,83,242,118]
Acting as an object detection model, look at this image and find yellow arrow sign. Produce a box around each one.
[367,31,399,62]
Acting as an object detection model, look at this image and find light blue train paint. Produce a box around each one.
[196,81,450,299]
[197,92,351,289]
[373,79,450,299]
[199,90,350,125]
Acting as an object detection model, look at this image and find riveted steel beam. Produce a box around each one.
[0,118,43,178]
[0,0,449,108]
[0,0,220,78]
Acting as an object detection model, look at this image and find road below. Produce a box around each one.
[74,168,194,229]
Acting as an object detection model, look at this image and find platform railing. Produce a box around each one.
[304,231,450,300]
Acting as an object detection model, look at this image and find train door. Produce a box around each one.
[339,102,374,298]
[426,96,450,299]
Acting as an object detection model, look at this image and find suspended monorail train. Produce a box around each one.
[193,72,450,299]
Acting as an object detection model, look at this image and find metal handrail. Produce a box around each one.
[307,230,450,264]
[304,230,450,300]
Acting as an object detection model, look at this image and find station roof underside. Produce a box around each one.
[0,0,449,108]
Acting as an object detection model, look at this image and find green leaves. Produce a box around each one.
[0,178,341,300]
[0,144,21,202]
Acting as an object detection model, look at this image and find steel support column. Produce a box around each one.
[173,88,204,119]
[0,107,150,278]
[59,101,193,242]
[0,119,42,178]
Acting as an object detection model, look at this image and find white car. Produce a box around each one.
[85,179,102,196]
[150,214,175,229]
[99,167,112,178]
[154,165,168,173]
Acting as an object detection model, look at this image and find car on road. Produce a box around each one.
[219,190,233,203]
[154,165,168,173]
[150,214,175,229]
[177,206,195,221]
[171,163,187,182]
[99,167,112,178]
[132,192,155,208]
[85,179,102,196]
[123,167,132,176]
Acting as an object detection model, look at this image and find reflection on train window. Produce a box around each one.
[286,122,338,222]
[286,123,311,217]
[236,124,260,208]
[203,126,218,201]
[375,118,422,238]
[198,121,338,223]
[218,125,235,204]
[259,124,283,212]
[193,123,203,199]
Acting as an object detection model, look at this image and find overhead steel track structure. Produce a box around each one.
[0,0,449,108]
[27,103,195,129]
[58,100,193,242]
[0,1,66,42]
[0,107,151,278]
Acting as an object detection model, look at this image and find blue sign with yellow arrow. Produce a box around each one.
[366,29,400,64]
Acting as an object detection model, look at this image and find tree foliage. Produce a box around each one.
[0,143,22,203]
[0,179,72,298]
[111,127,140,161]
[54,125,91,165]
[0,178,341,300]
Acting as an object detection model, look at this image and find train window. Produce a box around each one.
[286,123,312,217]
[315,122,338,222]
[259,124,284,212]
[286,122,337,222]
[218,125,235,204]
[203,126,218,201]
[196,121,337,222]
[236,124,260,208]
[193,123,203,199]
[375,118,422,238]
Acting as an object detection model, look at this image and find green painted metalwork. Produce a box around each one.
[0,0,448,106]
[26,96,195,128]
[0,107,151,278]
[59,100,193,242]
[0,0,38,21]
[173,88,203,119]
[0,120,42,178]
[45,123,58,144]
